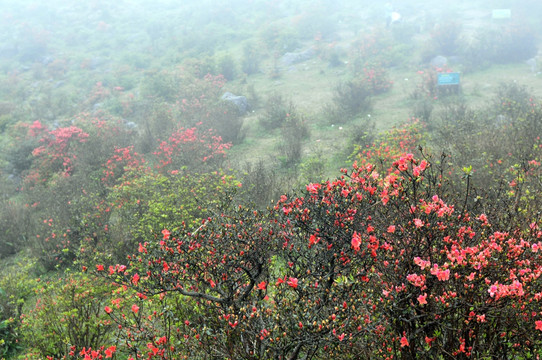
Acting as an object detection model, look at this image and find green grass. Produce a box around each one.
[225,44,542,180]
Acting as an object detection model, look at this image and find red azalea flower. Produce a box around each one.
[351,231,362,252]
[287,277,298,288]
[105,345,116,358]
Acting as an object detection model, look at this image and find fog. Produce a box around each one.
[3,1,542,359]
[1,0,540,72]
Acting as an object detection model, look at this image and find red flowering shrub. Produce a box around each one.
[410,68,442,100]
[15,113,232,269]
[152,125,231,173]
[98,147,542,358]
[21,121,89,187]
[140,69,244,143]
[71,112,137,170]
[84,81,111,108]
[100,204,275,359]
[15,115,135,269]
[362,65,393,95]
[348,29,395,71]
[352,118,425,167]
[101,145,147,187]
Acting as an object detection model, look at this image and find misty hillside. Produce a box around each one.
[2,1,542,359]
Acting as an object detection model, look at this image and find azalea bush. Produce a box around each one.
[17,113,135,189]
[348,29,395,71]
[346,32,395,96]
[100,204,277,359]
[361,65,393,95]
[94,170,240,263]
[14,116,135,269]
[427,21,462,57]
[20,274,118,359]
[20,121,90,188]
[13,113,233,270]
[351,117,425,167]
[489,23,538,64]
[274,154,542,358]
[39,124,232,267]
[95,141,542,358]
[410,68,440,100]
[152,125,231,174]
[461,23,538,70]
[139,68,244,144]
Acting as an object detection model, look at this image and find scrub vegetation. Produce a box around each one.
[2,0,542,359]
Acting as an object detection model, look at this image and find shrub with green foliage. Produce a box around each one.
[259,94,294,131]
[424,84,542,233]
[238,159,289,209]
[0,256,38,358]
[298,150,327,184]
[241,41,262,76]
[426,21,462,58]
[139,70,245,144]
[348,29,396,71]
[492,82,535,119]
[490,23,538,64]
[0,200,35,258]
[429,83,542,176]
[217,54,237,81]
[20,274,117,359]
[278,110,310,167]
[344,119,376,161]
[429,100,488,164]
[292,5,338,41]
[182,56,216,79]
[99,170,240,263]
[324,79,372,124]
[410,98,434,123]
[259,23,300,53]
[461,23,538,70]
